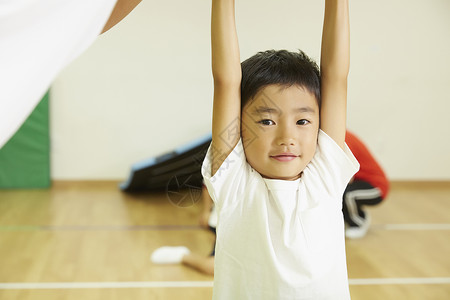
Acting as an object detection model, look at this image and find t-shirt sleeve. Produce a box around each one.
[0,0,117,148]
[304,130,360,199]
[201,139,252,208]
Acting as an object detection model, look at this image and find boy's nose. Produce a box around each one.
[277,137,295,146]
[276,131,296,146]
[275,123,297,146]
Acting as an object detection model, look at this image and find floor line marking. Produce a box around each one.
[0,225,203,232]
[0,281,214,289]
[1,278,450,289]
[371,224,450,230]
[1,223,450,232]
[348,277,450,285]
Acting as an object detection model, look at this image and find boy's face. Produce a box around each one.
[241,84,319,180]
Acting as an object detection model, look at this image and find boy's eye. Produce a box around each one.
[258,119,275,126]
[297,119,310,125]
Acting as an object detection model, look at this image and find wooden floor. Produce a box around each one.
[0,181,449,299]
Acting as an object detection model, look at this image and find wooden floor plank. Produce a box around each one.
[0,181,449,300]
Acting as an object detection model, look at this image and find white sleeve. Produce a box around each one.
[201,139,253,208]
[0,0,117,148]
[304,130,360,198]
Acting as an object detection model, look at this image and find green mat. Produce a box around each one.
[0,92,50,188]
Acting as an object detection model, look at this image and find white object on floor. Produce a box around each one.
[345,211,371,239]
[150,246,190,264]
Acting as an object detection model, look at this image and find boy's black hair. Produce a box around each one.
[240,49,321,109]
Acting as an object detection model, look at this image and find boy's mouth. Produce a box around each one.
[270,153,298,162]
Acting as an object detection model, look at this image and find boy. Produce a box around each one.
[202,0,358,299]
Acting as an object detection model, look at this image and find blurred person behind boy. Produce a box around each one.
[343,131,390,239]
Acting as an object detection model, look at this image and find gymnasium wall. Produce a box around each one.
[50,0,450,181]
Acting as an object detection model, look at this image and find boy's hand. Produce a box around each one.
[199,185,213,228]
[199,210,211,228]
[101,0,142,33]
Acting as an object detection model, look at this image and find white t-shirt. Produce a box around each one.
[202,130,359,300]
[0,0,117,148]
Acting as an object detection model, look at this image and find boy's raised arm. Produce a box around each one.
[320,0,350,149]
[210,0,242,176]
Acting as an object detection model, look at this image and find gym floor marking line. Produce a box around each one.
[1,278,450,289]
[1,223,449,232]
[348,277,450,285]
[371,224,450,230]
[0,225,203,232]
[0,281,213,289]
